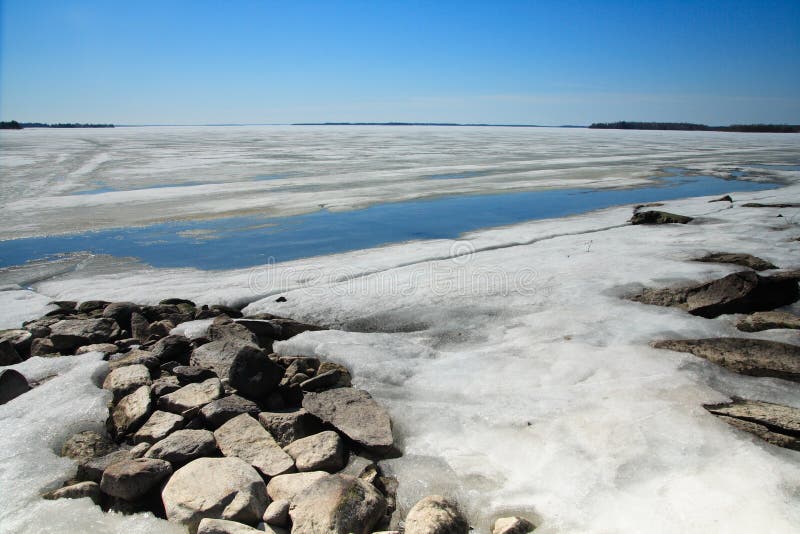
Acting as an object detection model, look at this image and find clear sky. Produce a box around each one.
[1,0,798,125]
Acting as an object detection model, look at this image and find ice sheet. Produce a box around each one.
[10,183,799,533]
[1,126,798,239]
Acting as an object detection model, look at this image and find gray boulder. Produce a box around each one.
[151,335,193,364]
[145,429,217,464]
[630,210,693,225]
[652,338,800,382]
[493,516,536,534]
[213,414,295,478]
[102,364,152,401]
[263,499,290,526]
[736,311,800,332]
[133,410,185,444]
[110,385,153,436]
[288,474,386,534]
[0,369,30,405]
[694,252,777,271]
[283,431,346,473]
[43,481,101,504]
[158,378,224,414]
[191,340,284,399]
[258,408,320,447]
[631,270,800,318]
[705,399,800,451]
[302,388,394,454]
[174,365,218,384]
[130,311,151,342]
[1,329,33,359]
[201,395,260,429]
[207,321,259,345]
[0,339,21,365]
[103,301,141,331]
[48,318,121,352]
[197,519,264,533]
[108,349,160,372]
[266,471,330,502]
[152,375,182,396]
[162,457,268,533]
[404,495,469,534]
[30,337,58,356]
[100,457,172,501]
[76,343,119,355]
[77,449,133,482]
[61,430,117,462]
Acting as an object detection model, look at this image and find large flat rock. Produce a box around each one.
[302,388,394,454]
[706,399,800,451]
[652,338,800,382]
[214,414,295,478]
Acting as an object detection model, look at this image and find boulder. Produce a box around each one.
[191,340,284,399]
[652,338,800,382]
[151,335,193,364]
[102,364,152,401]
[61,430,117,462]
[201,395,260,429]
[742,202,800,208]
[149,319,176,340]
[110,386,153,436]
[152,375,182,396]
[145,429,217,464]
[158,378,224,414]
[694,252,777,271]
[214,414,295,478]
[100,457,172,501]
[30,337,58,356]
[709,194,733,203]
[263,499,290,526]
[258,408,320,447]
[266,471,330,502]
[302,388,394,454]
[300,366,352,392]
[129,442,151,458]
[161,298,196,307]
[133,410,185,444]
[1,329,33,359]
[404,495,469,534]
[77,449,134,482]
[0,369,30,405]
[493,516,536,534]
[197,519,264,534]
[174,365,217,384]
[162,457,268,533]
[207,322,259,345]
[130,312,151,342]
[108,349,160,372]
[631,271,800,318]
[43,481,101,504]
[0,338,22,365]
[284,431,346,472]
[706,399,800,435]
[76,343,119,355]
[48,318,121,352]
[78,300,111,313]
[630,210,693,225]
[736,311,800,332]
[103,302,141,331]
[288,474,386,534]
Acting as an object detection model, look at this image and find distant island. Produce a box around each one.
[0,121,114,129]
[589,121,799,133]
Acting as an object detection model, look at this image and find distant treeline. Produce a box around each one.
[589,121,800,133]
[0,121,114,129]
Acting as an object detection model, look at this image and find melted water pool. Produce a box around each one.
[0,169,775,271]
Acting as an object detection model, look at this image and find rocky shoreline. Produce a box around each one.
[0,300,535,533]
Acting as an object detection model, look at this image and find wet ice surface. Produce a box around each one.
[1,127,800,533]
[1,125,798,240]
[0,169,774,270]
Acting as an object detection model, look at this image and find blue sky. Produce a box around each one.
[1,0,798,125]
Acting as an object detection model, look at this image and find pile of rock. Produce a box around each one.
[1,299,536,533]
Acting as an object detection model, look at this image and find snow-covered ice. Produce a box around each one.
[1,127,799,533]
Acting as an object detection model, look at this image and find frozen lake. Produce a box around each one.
[1,126,800,534]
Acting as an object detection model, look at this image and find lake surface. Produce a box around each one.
[0,168,774,271]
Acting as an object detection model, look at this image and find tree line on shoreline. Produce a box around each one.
[589,121,800,133]
[0,121,114,129]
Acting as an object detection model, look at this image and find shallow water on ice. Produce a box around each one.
[0,169,773,270]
